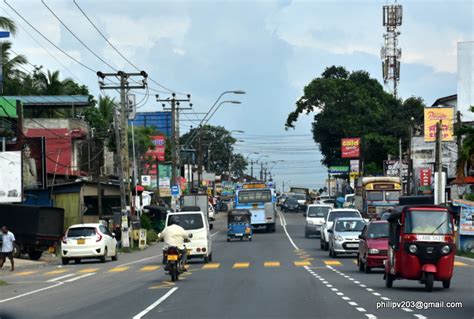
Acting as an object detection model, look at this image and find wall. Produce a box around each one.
[54,192,81,229]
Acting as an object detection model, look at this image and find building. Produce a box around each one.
[132,111,172,137]
[457,42,474,119]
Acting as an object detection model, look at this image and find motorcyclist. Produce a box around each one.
[158,216,191,269]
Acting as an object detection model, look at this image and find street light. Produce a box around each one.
[207,100,241,121]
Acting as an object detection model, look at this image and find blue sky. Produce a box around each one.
[2,0,473,190]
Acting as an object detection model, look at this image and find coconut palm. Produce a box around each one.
[0,16,17,35]
[35,70,76,95]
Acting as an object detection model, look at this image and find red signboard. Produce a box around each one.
[420,168,432,187]
[341,138,360,158]
[146,135,166,162]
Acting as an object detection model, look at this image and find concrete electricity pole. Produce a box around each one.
[435,121,443,204]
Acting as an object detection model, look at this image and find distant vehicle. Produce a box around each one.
[327,217,365,257]
[354,177,401,219]
[208,203,215,221]
[0,204,64,260]
[227,209,252,242]
[235,183,276,232]
[319,198,336,207]
[165,211,213,263]
[357,220,389,273]
[282,197,300,213]
[320,208,362,251]
[182,194,210,219]
[289,187,309,199]
[304,204,332,238]
[289,193,307,205]
[61,223,118,264]
[343,194,355,208]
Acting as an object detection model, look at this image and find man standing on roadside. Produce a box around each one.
[1,226,15,271]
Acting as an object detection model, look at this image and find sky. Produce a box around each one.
[2,0,473,190]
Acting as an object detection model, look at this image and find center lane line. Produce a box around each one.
[133,287,178,319]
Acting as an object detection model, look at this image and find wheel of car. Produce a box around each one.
[227,238,230,242]
[100,248,107,263]
[28,250,43,260]
[329,248,333,257]
[442,280,450,289]
[74,258,81,264]
[305,230,309,238]
[203,255,209,263]
[332,249,338,258]
[364,263,371,273]
[323,241,329,251]
[61,258,70,265]
[12,243,21,258]
[385,273,394,288]
[208,253,213,262]
[320,239,324,250]
[112,247,118,261]
[358,258,365,272]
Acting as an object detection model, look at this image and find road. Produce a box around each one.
[1,211,473,319]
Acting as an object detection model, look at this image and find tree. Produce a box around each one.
[180,124,247,176]
[0,17,17,35]
[456,105,474,182]
[286,66,425,174]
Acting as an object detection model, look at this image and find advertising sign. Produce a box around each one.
[145,135,166,162]
[341,138,360,158]
[141,175,151,187]
[0,151,22,203]
[350,160,359,173]
[384,160,408,182]
[419,168,432,187]
[159,177,170,188]
[453,200,474,253]
[328,166,349,174]
[159,188,171,197]
[424,107,454,142]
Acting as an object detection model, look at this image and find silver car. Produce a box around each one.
[327,217,365,257]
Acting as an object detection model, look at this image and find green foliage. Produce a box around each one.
[464,193,474,202]
[146,229,158,243]
[286,66,425,171]
[0,280,7,286]
[140,213,153,230]
[0,17,17,35]
[180,124,247,177]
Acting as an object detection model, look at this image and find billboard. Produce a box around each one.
[328,166,349,174]
[22,138,47,189]
[384,160,408,182]
[424,107,454,142]
[419,168,432,188]
[0,151,22,203]
[132,112,172,137]
[341,138,360,158]
[147,135,166,162]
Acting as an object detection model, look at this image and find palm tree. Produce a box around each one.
[36,70,75,95]
[0,16,17,35]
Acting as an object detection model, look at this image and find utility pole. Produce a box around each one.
[435,121,443,204]
[156,93,192,189]
[197,128,203,188]
[260,162,264,181]
[250,160,255,180]
[113,108,126,211]
[97,71,148,213]
[407,121,414,195]
[399,138,403,191]
[456,111,462,161]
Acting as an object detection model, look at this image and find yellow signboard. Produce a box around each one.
[243,183,266,189]
[424,107,454,142]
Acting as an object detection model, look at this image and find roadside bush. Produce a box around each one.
[147,229,158,243]
[140,214,152,230]
[464,193,474,202]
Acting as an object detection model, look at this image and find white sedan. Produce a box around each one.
[61,223,118,264]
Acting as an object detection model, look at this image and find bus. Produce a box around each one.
[354,177,402,219]
[235,183,276,232]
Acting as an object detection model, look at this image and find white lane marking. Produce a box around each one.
[342,297,351,300]
[0,282,64,303]
[402,308,413,313]
[381,297,390,301]
[372,292,381,296]
[356,308,367,312]
[326,284,333,287]
[64,273,96,283]
[117,255,161,267]
[360,284,367,288]
[336,292,344,296]
[211,231,220,238]
[46,274,75,282]
[349,301,359,306]
[322,281,328,284]
[331,288,338,291]
[366,288,374,292]
[278,211,299,250]
[133,287,178,319]
[365,315,378,319]
[414,315,427,319]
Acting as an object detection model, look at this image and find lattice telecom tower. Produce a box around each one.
[381,3,403,98]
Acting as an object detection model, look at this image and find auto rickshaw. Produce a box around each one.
[227,209,252,242]
[384,205,455,292]
[142,205,171,233]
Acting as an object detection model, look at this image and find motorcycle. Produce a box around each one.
[164,235,192,282]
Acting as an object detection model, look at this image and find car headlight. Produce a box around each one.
[336,235,344,242]
[441,245,450,255]
[369,248,379,254]
[409,244,417,253]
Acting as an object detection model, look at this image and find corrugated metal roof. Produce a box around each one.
[4,96,90,106]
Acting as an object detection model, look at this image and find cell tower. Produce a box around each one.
[381,3,403,98]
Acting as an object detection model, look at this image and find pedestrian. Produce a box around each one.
[1,226,16,271]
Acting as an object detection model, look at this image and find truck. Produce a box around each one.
[289,187,310,199]
[0,204,64,260]
[182,194,209,219]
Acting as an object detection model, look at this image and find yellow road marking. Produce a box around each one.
[454,261,468,266]
[303,257,315,261]
[202,263,220,269]
[109,267,129,272]
[140,266,160,272]
[324,260,342,266]
[264,261,280,267]
[149,281,176,289]
[294,261,311,267]
[45,269,69,275]
[233,262,250,269]
[352,260,358,264]
[79,268,99,273]
[13,271,37,276]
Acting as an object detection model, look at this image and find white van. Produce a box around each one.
[165,211,213,263]
[304,204,332,238]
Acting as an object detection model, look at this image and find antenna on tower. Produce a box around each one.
[381,2,403,98]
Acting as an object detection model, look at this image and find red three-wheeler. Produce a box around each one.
[384,205,456,292]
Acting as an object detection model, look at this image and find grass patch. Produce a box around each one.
[0,280,7,286]
[457,251,474,259]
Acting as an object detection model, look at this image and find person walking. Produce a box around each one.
[1,226,16,271]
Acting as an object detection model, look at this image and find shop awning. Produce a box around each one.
[0,98,18,118]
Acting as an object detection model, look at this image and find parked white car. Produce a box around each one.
[320,208,362,251]
[61,223,118,265]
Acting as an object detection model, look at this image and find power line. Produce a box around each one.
[72,0,188,96]
[3,0,97,74]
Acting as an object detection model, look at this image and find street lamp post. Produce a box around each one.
[256,155,269,181]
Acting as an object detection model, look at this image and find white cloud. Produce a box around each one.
[173,48,186,56]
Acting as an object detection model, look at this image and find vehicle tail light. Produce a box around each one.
[96,232,103,242]
[444,235,454,243]
[197,248,201,252]
[403,234,417,242]
[202,248,206,252]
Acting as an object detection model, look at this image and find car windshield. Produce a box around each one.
[67,227,96,238]
[292,194,306,200]
[385,191,400,201]
[367,191,383,201]
[404,210,453,234]
[335,220,365,232]
[238,190,272,203]
[308,206,330,218]
[367,223,389,239]
[328,211,360,222]
[168,214,204,230]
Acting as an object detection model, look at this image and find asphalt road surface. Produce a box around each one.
[1,211,473,319]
